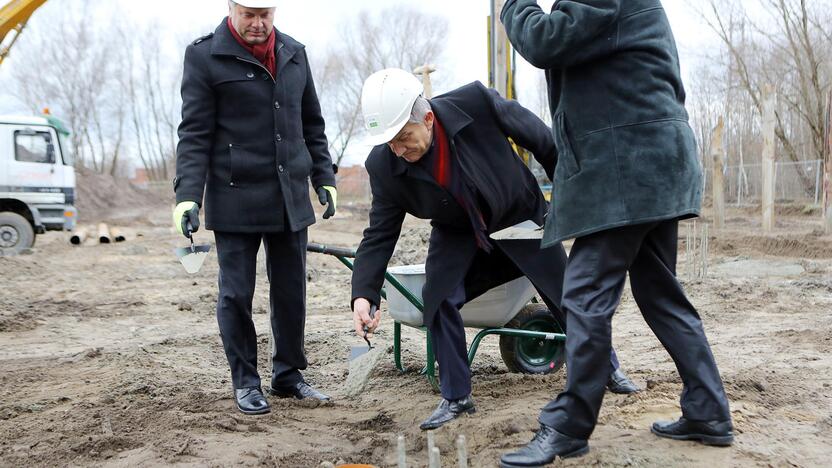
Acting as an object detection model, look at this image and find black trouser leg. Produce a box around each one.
[426,282,471,401]
[538,221,730,439]
[215,231,262,390]
[628,221,730,421]
[538,224,651,439]
[534,282,620,372]
[264,228,309,388]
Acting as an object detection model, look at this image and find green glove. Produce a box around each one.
[173,201,200,237]
[316,186,337,219]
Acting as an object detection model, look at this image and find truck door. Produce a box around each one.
[8,124,65,209]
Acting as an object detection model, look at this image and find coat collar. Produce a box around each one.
[210,18,304,74]
[389,97,474,179]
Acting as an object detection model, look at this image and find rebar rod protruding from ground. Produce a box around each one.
[456,435,467,468]
[397,434,406,468]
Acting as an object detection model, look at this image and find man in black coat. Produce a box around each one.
[173,0,336,415]
[351,69,638,431]
[499,1,733,465]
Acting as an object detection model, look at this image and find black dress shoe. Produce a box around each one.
[651,417,734,446]
[500,423,588,467]
[419,395,476,430]
[268,381,331,401]
[235,387,270,415]
[607,368,641,394]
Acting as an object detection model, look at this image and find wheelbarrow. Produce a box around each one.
[307,242,567,391]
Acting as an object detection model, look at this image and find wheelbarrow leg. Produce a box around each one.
[394,321,406,373]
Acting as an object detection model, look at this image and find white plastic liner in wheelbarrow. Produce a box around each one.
[384,264,536,328]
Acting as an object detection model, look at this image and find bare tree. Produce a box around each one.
[313,6,449,165]
[692,0,832,195]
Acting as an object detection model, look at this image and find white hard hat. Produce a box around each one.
[361,68,424,146]
[232,0,278,8]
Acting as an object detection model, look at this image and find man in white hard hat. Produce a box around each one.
[173,0,336,415]
[350,69,638,430]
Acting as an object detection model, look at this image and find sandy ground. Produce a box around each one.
[1,200,831,467]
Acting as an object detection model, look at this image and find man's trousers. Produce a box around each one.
[427,242,621,400]
[214,229,308,390]
[538,220,731,439]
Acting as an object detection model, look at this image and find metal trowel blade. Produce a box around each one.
[174,244,211,274]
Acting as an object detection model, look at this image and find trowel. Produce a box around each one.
[345,305,384,397]
[174,221,211,274]
[490,220,544,240]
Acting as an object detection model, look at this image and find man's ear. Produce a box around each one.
[424,110,435,128]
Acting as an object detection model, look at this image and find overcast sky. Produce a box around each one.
[1,0,720,166]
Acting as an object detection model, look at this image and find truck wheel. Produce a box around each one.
[499,303,566,375]
[0,212,35,256]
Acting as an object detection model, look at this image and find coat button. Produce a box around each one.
[276,133,282,142]
[262,74,269,80]
[246,72,254,78]
[441,198,449,206]
[274,101,280,109]
[278,165,285,173]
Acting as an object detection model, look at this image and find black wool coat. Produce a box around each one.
[351,82,566,326]
[174,19,336,233]
[501,0,703,246]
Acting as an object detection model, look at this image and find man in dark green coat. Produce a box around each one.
[498,1,733,465]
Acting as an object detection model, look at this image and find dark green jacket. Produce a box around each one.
[501,0,702,246]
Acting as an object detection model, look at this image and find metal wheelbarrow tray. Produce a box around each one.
[307,242,567,391]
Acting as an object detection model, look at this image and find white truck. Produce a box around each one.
[0,114,76,255]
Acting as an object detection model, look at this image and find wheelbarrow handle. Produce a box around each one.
[306,242,356,259]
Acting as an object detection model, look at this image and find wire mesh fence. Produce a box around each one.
[705,159,823,206]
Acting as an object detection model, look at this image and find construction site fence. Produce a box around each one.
[704,159,824,206]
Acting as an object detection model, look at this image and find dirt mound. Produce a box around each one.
[389,218,431,266]
[712,232,832,258]
[74,167,170,223]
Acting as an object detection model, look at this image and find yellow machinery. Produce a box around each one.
[0,0,48,67]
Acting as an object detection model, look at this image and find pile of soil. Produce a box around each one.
[74,167,170,224]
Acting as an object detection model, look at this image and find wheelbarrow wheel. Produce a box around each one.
[499,303,565,375]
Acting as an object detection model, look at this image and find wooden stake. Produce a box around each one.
[761,85,777,232]
[823,90,832,233]
[711,117,726,230]
[491,0,509,98]
[430,447,441,468]
[413,64,437,99]
[456,435,468,468]
[397,435,406,468]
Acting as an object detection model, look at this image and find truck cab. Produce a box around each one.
[0,114,76,255]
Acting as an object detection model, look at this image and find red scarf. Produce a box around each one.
[227,17,276,77]
[433,118,452,188]
[432,118,492,252]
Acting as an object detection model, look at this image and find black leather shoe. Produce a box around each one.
[268,381,331,401]
[607,368,641,394]
[651,417,734,446]
[234,387,270,415]
[419,395,476,430]
[500,423,588,467]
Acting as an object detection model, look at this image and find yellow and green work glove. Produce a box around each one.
[173,201,200,237]
[316,186,337,219]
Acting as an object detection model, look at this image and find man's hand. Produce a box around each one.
[353,297,382,339]
[173,201,200,237]
[316,186,337,219]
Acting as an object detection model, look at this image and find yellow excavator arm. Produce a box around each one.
[0,0,48,67]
